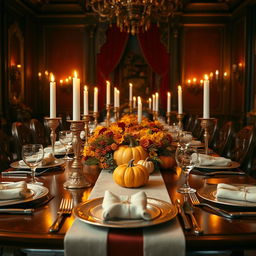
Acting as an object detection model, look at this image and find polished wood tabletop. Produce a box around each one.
[1,162,256,253]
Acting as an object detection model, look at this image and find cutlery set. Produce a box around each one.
[175,199,203,234]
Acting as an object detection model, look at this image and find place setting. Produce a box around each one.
[74,190,178,229]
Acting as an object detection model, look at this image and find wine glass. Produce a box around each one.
[175,146,199,193]
[59,130,73,160]
[22,144,44,184]
[178,131,193,147]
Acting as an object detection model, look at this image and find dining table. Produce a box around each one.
[1,160,256,255]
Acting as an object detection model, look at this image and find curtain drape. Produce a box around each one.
[138,25,170,110]
[97,25,128,109]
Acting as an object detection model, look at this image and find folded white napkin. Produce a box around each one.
[190,140,201,146]
[0,181,29,200]
[216,183,256,203]
[102,190,152,221]
[19,153,55,167]
[198,154,231,166]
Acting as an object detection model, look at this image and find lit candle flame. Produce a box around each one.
[94,87,98,93]
[50,73,55,82]
[74,70,78,78]
[129,82,133,88]
[168,92,171,97]
[178,85,182,91]
[204,74,209,80]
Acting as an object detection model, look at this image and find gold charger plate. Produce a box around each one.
[196,161,240,170]
[0,183,49,207]
[10,159,65,170]
[74,197,177,228]
[198,184,256,208]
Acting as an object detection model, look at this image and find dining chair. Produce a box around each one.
[213,121,234,157]
[208,119,219,148]
[0,130,13,171]
[29,118,48,146]
[11,121,33,160]
[192,117,203,140]
[228,125,256,172]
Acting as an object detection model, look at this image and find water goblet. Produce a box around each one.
[178,131,193,147]
[59,130,73,161]
[22,144,44,184]
[175,146,199,193]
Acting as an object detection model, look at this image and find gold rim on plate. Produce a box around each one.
[0,183,49,207]
[74,197,177,228]
[10,159,65,170]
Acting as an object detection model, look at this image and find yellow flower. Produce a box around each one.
[149,151,157,158]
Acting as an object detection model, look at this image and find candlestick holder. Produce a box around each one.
[199,118,215,155]
[93,112,99,127]
[44,117,61,157]
[166,112,171,125]
[83,114,90,146]
[106,104,111,127]
[64,120,91,189]
[129,101,132,114]
[176,113,185,130]
[114,107,119,122]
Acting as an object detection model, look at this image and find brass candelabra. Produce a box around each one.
[106,104,111,127]
[199,118,215,155]
[176,113,185,130]
[83,114,90,146]
[129,101,132,114]
[93,111,99,127]
[166,112,171,125]
[44,117,61,157]
[63,120,91,189]
[114,107,119,122]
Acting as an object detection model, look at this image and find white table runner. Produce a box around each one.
[64,170,185,256]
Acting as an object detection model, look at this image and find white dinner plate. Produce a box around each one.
[10,158,65,170]
[74,197,177,228]
[197,184,256,208]
[195,161,240,170]
[0,183,49,207]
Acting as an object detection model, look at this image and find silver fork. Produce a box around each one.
[189,193,232,219]
[49,198,73,232]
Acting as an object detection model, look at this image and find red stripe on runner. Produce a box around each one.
[108,228,143,256]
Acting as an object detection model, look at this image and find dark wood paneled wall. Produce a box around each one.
[0,0,255,126]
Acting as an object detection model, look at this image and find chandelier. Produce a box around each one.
[89,0,181,35]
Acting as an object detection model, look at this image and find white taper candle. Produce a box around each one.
[73,71,80,121]
[83,85,89,116]
[50,73,56,118]
[178,85,183,114]
[203,75,210,118]
[167,92,171,113]
[94,87,98,112]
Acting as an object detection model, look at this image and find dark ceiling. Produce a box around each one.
[17,0,245,16]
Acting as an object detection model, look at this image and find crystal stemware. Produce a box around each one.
[22,144,44,184]
[59,130,73,160]
[175,146,199,193]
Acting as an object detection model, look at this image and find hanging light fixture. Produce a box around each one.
[89,0,181,35]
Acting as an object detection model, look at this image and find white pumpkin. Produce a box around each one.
[137,157,154,174]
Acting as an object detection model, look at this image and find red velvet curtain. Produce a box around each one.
[138,25,170,110]
[97,25,128,109]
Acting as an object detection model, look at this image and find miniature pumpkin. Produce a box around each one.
[113,159,149,188]
[159,155,176,170]
[137,157,154,174]
[113,137,148,165]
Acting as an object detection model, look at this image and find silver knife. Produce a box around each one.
[175,199,191,230]
[0,208,34,214]
[193,170,245,176]
[229,211,256,218]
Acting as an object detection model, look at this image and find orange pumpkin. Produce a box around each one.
[113,159,149,188]
[159,155,176,170]
[113,138,148,165]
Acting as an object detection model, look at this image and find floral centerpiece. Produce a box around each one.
[83,114,173,171]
